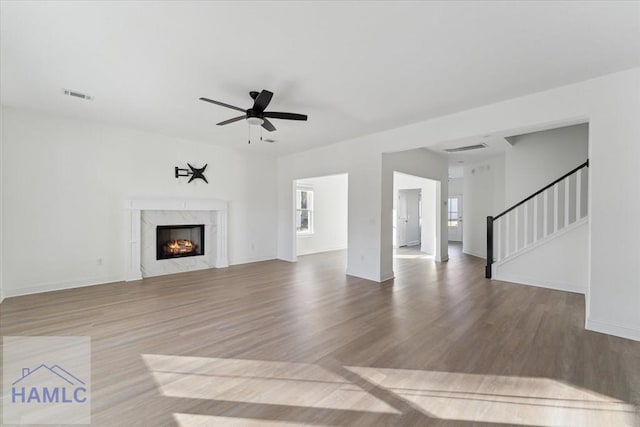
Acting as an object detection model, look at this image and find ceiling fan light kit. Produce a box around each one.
[246,116,264,126]
[199,89,308,144]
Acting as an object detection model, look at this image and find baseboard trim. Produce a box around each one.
[4,275,125,298]
[379,271,395,282]
[586,318,640,342]
[346,267,392,283]
[492,271,585,295]
[345,269,377,282]
[4,256,278,298]
[463,249,485,259]
[297,246,348,256]
[229,256,277,266]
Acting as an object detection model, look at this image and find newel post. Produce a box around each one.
[486,216,494,279]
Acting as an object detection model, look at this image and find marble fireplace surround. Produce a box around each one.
[125,199,228,281]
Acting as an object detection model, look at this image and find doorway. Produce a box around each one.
[397,189,421,247]
[447,195,463,242]
[393,172,439,258]
[293,173,349,257]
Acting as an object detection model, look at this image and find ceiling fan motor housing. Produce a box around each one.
[246,109,264,126]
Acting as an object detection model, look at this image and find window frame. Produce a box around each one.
[296,187,314,235]
[448,196,460,227]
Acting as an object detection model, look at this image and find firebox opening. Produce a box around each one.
[156,224,205,260]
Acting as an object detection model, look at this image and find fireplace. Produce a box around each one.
[156,224,205,260]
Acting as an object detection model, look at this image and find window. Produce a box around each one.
[448,197,459,227]
[296,188,314,234]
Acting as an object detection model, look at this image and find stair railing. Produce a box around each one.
[486,160,589,278]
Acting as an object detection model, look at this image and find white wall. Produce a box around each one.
[448,177,464,196]
[296,174,348,256]
[587,69,640,341]
[1,107,278,297]
[505,123,588,206]
[393,172,438,255]
[462,156,505,258]
[0,108,4,304]
[276,68,640,341]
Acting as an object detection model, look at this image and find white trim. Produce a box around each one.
[532,195,538,245]
[576,168,582,219]
[124,198,227,212]
[125,198,229,280]
[543,190,549,238]
[564,177,570,227]
[346,267,393,283]
[514,206,519,252]
[494,217,588,266]
[297,246,348,256]
[586,318,640,342]
[553,183,559,233]
[379,271,395,282]
[295,187,314,235]
[491,271,585,294]
[463,249,485,259]
[436,255,449,262]
[229,256,277,266]
[4,275,125,298]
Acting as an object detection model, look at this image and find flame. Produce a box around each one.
[164,239,196,255]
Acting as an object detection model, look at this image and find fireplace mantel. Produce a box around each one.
[124,198,229,281]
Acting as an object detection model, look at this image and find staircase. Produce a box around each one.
[485,160,589,291]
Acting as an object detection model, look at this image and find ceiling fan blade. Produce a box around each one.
[200,97,246,113]
[216,115,246,126]
[252,90,273,112]
[262,118,276,132]
[263,111,308,121]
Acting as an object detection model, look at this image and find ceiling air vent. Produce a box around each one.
[63,89,93,101]
[444,143,487,153]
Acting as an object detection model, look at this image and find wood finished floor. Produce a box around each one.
[1,243,639,426]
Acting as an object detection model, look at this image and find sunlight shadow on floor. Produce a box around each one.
[143,354,638,427]
[142,354,400,415]
[346,366,637,426]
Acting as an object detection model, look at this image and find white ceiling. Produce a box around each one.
[2,1,639,154]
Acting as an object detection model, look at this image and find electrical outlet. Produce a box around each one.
[96,258,103,266]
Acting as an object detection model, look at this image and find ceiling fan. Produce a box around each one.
[199,89,307,132]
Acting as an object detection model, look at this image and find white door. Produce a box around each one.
[398,189,421,247]
[447,195,462,241]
